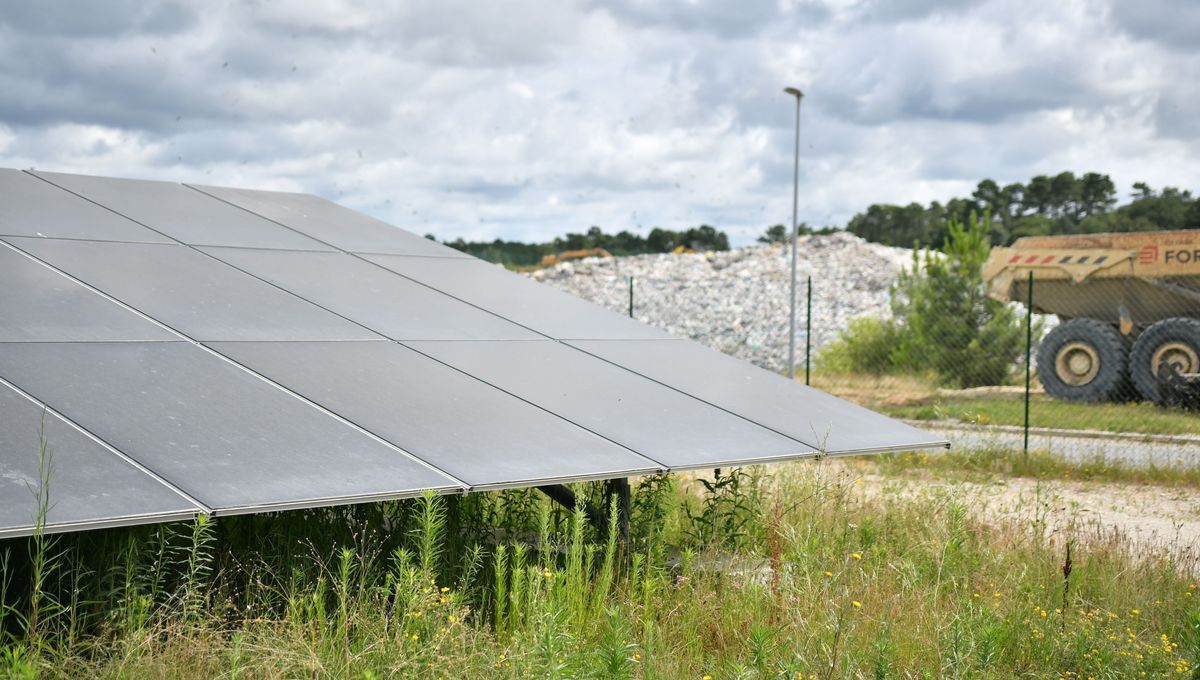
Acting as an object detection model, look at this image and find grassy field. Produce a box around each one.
[2,457,1197,678]
[873,445,1200,487]
[812,372,1200,437]
[883,394,1200,437]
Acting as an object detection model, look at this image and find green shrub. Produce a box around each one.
[890,213,1026,387]
[819,213,1028,386]
[817,316,903,375]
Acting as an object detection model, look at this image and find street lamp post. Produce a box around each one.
[784,87,804,379]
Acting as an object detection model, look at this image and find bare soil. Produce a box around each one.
[833,459,1200,564]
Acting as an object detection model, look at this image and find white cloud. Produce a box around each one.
[0,0,1196,246]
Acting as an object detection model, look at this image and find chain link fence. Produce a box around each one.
[532,230,1200,469]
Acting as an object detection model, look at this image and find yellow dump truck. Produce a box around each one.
[982,229,1200,403]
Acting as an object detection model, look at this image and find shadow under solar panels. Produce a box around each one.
[0,342,463,513]
[7,238,381,342]
[568,339,951,455]
[208,340,664,489]
[0,380,202,538]
[200,247,540,341]
[406,340,817,470]
[0,244,174,342]
[33,171,333,251]
[191,183,472,258]
[362,254,674,340]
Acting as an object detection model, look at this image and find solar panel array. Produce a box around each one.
[0,168,948,538]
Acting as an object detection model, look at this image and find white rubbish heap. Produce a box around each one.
[529,231,914,373]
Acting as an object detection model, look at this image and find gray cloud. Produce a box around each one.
[1109,0,1200,51]
[0,0,1196,246]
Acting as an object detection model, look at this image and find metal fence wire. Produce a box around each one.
[533,231,1200,469]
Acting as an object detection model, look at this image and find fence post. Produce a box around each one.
[628,276,634,318]
[1023,271,1034,458]
[805,275,812,386]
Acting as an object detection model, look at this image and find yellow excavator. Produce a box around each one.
[539,248,612,267]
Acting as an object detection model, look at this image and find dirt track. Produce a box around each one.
[829,460,1200,566]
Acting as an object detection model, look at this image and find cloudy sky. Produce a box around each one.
[1,0,1197,245]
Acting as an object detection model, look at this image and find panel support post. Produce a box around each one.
[537,484,605,530]
[605,477,631,543]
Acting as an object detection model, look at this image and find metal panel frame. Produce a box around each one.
[0,375,206,538]
[0,168,948,538]
[404,339,818,471]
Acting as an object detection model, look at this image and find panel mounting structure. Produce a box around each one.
[0,168,948,538]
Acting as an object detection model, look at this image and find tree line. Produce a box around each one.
[433,225,731,267]
[846,172,1200,249]
[433,171,1198,267]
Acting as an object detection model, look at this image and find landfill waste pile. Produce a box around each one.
[529,231,912,372]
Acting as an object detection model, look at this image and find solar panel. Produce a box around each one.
[200,247,540,340]
[6,237,380,341]
[208,340,664,488]
[0,169,173,244]
[33,171,332,251]
[0,342,463,513]
[0,381,201,538]
[406,340,817,470]
[0,167,948,538]
[363,254,673,340]
[191,183,471,258]
[568,339,948,455]
[0,244,175,342]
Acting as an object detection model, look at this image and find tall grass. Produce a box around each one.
[0,462,1196,677]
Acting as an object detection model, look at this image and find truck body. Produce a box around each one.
[982,229,1200,404]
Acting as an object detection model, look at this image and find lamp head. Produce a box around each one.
[784,87,804,98]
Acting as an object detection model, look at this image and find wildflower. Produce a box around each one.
[1130,609,1140,617]
[994,592,1001,599]
[440,586,450,593]
[824,571,833,577]
[854,479,861,485]
[410,633,419,641]
[852,553,862,560]
[703,676,713,680]
[851,600,862,608]
[633,653,641,661]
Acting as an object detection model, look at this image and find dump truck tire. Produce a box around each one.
[1130,317,1200,403]
[1037,319,1128,403]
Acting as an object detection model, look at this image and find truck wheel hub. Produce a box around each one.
[1151,341,1199,378]
[1056,342,1100,386]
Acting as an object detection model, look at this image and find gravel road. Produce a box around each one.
[918,422,1200,467]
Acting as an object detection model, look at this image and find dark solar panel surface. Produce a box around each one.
[0,168,947,538]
